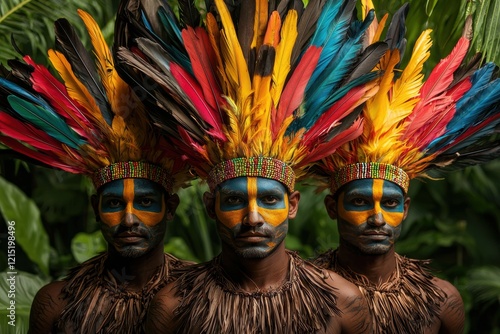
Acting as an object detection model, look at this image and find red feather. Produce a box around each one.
[23,56,92,138]
[0,113,67,153]
[302,85,366,147]
[182,27,223,115]
[0,135,82,173]
[403,37,470,140]
[170,62,226,141]
[273,46,321,136]
[299,118,364,166]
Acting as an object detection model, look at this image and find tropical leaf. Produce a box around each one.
[0,0,120,65]
[0,176,50,275]
[0,270,49,333]
[71,230,106,264]
[467,266,500,307]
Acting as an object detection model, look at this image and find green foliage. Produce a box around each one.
[71,230,106,264]
[0,271,48,333]
[0,176,50,275]
[0,0,120,65]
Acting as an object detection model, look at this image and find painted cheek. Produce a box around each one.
[215,194,246,228]
[256,198,289,227]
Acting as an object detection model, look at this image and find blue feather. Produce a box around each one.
[7,95,83,149]
[0,78,53,114]
[427,64,500,153]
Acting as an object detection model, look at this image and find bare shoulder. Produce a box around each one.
[319,266,373,334]
[432,277,465,334]
[146,281,182,334]
[28,280,67,334]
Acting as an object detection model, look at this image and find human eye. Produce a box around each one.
[383,199,400,208]
[138,198,154,207]
[225,196,244,205]
[105,198,123,208]
[261,195,279,205]
[351,197,368,206]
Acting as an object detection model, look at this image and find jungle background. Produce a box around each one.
[0,0,499,333]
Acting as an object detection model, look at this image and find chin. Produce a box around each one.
[234,247,272,259]
[116,245,151,258]
[358,245,391,255]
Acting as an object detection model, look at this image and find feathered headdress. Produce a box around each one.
[0,10,190,193]
[114,0,388,192]
[311,0,500,195]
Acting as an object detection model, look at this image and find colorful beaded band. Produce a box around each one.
[331,162,410,194]
[92,161,173,193]
[207,156,295,192]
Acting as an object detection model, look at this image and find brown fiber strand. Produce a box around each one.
[314,249,446,334]
[173,251,340,333]
[56,253,191,334]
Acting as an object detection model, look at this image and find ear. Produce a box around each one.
[165,193,180,221]
[324,194,338,220]
[91,194,100,222]
[203,191,217,219]
[402,196,411,220]
[287,191,300,219]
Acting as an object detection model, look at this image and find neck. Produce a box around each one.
[106,244,165,291]
[220,243,289,292]
[336,244,396,284]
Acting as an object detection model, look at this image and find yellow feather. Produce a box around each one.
[215,0,252,116]
[48,49,104,124]
[271,10,298,107]
[251,0,269,50]
[78,9,130,118]
[392,29,432,113]
[206,13,230,95]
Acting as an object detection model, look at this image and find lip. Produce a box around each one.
[116,232,145,243]
[361,231,389,240]
[236,232,268,242]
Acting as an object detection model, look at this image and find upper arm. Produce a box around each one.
[28,281,66,334]
[146,283,182,334]
[435,278,465,334]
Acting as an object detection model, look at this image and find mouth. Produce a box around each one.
[362,231,389,240]
[116,232,145,243]
[236,232,268,242]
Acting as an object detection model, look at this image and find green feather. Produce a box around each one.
[7,95,84,149]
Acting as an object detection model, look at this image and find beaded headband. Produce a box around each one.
[331,162,410,195]
[207,157,295,193]
[92,161,174,193]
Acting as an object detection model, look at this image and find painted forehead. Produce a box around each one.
[341,179,404,197]
[99,178,164,196]
[217,177,287,194]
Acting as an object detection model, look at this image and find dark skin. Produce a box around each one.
[28,178,179,334]
[146,177,373,334]
[324,179,465,334]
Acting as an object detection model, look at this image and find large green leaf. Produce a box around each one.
[0,176,50,275]
[71,230,106,264]
[0,270,48,333]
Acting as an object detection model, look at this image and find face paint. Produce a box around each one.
[215,177,289,228]
[99,179,165,227]
[214,177,290,258]
[338,179,405,227]
[98,178,167,258]
[335,179,405,255]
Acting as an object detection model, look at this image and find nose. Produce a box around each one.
[122,211,140,228]
[244,208,265,227]
[367,212,385,227]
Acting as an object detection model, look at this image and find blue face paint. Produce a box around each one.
[214,177,290,258]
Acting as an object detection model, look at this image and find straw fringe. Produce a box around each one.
[314,249,446,334]
[57,253,191,333]
[173,251,340,333]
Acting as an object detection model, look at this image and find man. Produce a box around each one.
[0,10,192,333]
[147,173,372,333]
[314,176,465,333]
[114,0,386,331]
[310,1,500,332]
[28,176,190,333]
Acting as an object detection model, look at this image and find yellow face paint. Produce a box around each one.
[215,177,289,229]
[99,179,165,227]
[338,179,404,227]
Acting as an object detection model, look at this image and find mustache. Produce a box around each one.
[231,222,277,238]
[110,223,151,238]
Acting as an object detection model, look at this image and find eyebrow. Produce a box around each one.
[257,189,283,197]
[218,188,246,197]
